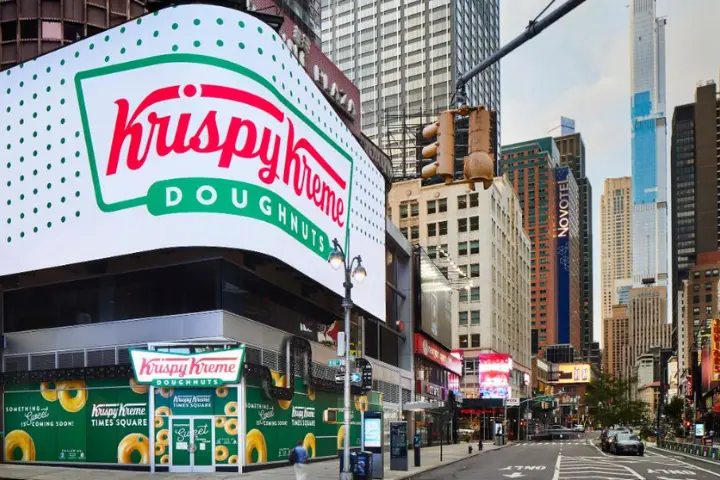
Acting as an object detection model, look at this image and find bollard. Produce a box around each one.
[479,440,483,451]
[468,445,473,454]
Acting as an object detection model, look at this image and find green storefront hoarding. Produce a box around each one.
[152,385,239,466]
[244,373,381,465]
[4,378,150,465]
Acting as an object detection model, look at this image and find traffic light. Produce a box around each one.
[421,111,456,184]
[464,107,495,191]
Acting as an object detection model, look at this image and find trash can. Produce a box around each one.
[353,451,374,480]
[494,434,506,446]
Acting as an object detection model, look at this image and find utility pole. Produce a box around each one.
[454,0,587,105]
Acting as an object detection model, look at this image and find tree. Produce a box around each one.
[664,396,684,431]
[584,373,649,427]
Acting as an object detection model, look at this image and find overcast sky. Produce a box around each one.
[499,0,720,344]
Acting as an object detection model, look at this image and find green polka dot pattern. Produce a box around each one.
[0,4,386,321]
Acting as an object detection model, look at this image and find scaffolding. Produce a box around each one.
[381,107,432,181]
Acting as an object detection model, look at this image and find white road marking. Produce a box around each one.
[648,448,720,478]
[552,453,562,480]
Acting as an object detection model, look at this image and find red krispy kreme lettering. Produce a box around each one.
[106,83,346,227]
[138,356,238,378]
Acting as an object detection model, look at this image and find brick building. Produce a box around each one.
[500,137,562,354]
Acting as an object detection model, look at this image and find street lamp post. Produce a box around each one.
[328,238,367,480]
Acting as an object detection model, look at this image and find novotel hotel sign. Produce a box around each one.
[555,167,572,344]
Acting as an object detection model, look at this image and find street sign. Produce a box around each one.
[328,355,356,367]
[335,372,362,384]
[506,398,520,407]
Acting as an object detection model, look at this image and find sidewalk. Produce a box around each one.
[0,442,504,480]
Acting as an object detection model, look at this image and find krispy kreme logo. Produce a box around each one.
[92,403,147,418]
[130,348,245,386]
[75,55,355,258]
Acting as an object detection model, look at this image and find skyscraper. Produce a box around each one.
[600,177,633,320]
[321,0,501,178]
[555,132,594,361]
[499,137,584,355]
[671,80,720,345]
[630,0,668,286]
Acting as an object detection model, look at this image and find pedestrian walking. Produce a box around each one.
[288,439,308,480]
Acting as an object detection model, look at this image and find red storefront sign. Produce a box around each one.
[414,333,463,376]
[713,319,720,382]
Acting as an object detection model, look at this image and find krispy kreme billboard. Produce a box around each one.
[0,5,386,320]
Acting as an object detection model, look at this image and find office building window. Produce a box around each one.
[470,287,480,301]
[470,311,480,325]
[470,240,479,254]
[471,334,480,347]
[469,193,479,207]
[439,221,448,235]
[410,225,419,240]
[428,223,437,237]
[410,202,419,217]
[458,195,467,209]
[427,200,436,214]
[400,203,408,218]
[470,264,480,277]
[470,217,479,231]
[458,242,468,255]
[459,311,468,324]
[459,335,469,348]
[459,290,468,302]
[458,218,468,232]
[438,198,447,213]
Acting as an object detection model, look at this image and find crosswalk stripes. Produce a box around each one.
[514,440,594,446]
[557,455,639,479]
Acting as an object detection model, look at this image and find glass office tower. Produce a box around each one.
[630,0,668,286]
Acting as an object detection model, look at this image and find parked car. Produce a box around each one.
[609,432,644,456]
[572,424,586,433]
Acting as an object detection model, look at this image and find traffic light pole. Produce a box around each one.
[454,0,587,104]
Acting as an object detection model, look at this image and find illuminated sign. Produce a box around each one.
[712,319,720,382]
[0,5,386,321]
[557,181,570,237]
[555,166,572,344]
[477,353,512,399]
[413,334,463,376]
[554,363,592,384]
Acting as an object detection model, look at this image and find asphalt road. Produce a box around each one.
[411,433,720,480]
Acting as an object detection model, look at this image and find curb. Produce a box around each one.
[399,443,512,479]
[649,446,720,466]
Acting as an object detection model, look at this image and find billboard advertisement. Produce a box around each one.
[554,363,592,384]
[712,319,720,383]
[477,353,512,399]
[4,379,149,465]
[556,166,571,344]
[416,248,453,349]
[0,5,386,321]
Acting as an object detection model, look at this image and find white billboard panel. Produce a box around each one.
[0,5,386,320]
